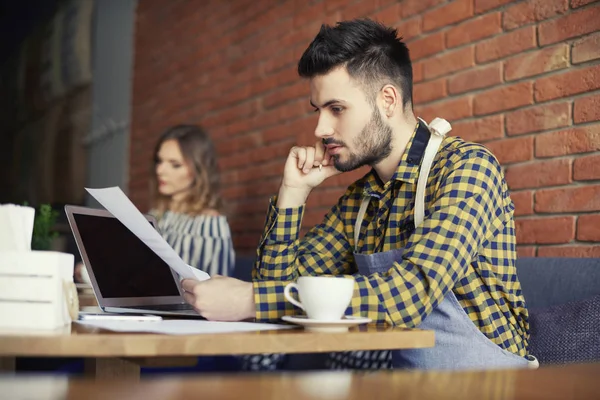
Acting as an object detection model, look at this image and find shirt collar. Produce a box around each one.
[361,120,431,196]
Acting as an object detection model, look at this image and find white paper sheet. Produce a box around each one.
[85,186,209,281]
[76,319,295,334]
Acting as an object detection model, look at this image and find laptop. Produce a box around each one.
[65,205,202,317]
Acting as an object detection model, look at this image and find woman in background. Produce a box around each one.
[150,124,234,277]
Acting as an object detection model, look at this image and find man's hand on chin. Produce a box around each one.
[181,276,255,321]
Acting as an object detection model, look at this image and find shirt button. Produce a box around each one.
[378,218,384,225]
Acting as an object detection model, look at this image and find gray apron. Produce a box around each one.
[328,118,538,370]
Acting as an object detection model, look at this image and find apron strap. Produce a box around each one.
[353,118,452,251]
[414,117,451,228]
[354,196,371,253]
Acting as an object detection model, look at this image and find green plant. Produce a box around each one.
[31,204,59,251]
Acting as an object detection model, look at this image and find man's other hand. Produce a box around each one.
[181,276,255,321]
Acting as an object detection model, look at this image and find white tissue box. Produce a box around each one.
[0,251,76,330]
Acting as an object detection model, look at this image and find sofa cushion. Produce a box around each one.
[528,294,600,365]
[232,255,256,282]
[517,258,600,309]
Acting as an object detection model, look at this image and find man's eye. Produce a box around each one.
[172,163,182,169]
[331,106,344,114]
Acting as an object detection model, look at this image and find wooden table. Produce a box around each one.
[0,322,434,379]
[1,362,598,399]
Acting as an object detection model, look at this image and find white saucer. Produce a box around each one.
[281,315,372,332]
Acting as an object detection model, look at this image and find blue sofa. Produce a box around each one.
[234,256,600,368]
[517,257,600,365]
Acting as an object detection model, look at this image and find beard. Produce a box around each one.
[327,109,393,173]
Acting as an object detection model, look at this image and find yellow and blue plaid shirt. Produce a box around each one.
[252,123,529,356]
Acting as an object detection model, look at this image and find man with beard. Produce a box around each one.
[181,18,537,371]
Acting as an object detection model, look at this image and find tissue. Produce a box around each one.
[0,204,35,251]
[0,204,75,330]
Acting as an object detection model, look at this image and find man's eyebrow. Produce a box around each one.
[310,99,345,108]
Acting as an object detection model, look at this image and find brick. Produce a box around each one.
[535,184,600,212]
[534,64,600,102]
[423,0,473,32]
[370,3,402,27]
[503,0,568,30]
[415,96,473,122]
[413,62,424,83]
[517,246,536,257]
[339,0,375,20]
[400,0,447,18]
[325,0,350,12]
[572,32,600,64]
[215,133,262,154]
[445,12,502,48]
[577,214,600,241]
[263,81,308,109]
[504,44,570,81]
[538,245,600,257]
[394,16,422,41]
[451,115,504,143]
[574,154,600,180]
[263,45,300,74]
[538,4,600,45]
[505,158,572,190]
[475,0,517,13]
[485,136,534,165]
[535,125,600,157]
[475,26,536,63]
[515,216,575,244]
[423,47,475,80]
[505,102,571,136]
[203,100,259,128]
[511,190,534,216]
[571,0,599,7]
[290,117,320,144]
[413,78,447,104]
[574,93,600,124]
[409,32,445,60]
[448,63,503,95]
[474,82,534,115]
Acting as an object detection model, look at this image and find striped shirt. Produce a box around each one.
[155,211,235,276]
[252,125,530,357]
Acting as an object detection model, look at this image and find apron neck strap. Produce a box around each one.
[414,117,451,228]
[354,196,371,253]
[353,118,452,253]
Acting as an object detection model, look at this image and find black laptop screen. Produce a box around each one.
[73,213,180,298]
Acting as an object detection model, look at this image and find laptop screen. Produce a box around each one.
[73,213,180,298]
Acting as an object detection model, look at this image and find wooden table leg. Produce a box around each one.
[84,358,140,380]
[0,357,15,373]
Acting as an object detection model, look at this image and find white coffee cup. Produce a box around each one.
[283,276,355,321]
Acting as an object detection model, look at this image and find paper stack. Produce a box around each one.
[0,204,76,330]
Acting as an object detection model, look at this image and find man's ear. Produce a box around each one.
[380,84,400,118]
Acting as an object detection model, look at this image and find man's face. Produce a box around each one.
[310,66,393,172]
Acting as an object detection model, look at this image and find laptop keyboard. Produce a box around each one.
[127,303,195,311]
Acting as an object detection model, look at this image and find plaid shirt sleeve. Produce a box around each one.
[253,150,509,326]
[252,198,354,321]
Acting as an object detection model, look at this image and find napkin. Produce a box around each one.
[0,204,35,251]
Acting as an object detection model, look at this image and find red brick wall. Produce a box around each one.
[130,0,600,256]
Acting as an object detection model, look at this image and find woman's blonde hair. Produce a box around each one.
[150,125,224,217]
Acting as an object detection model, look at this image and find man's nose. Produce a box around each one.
[314,115,334,138]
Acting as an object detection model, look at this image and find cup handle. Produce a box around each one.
[283,282,305,311]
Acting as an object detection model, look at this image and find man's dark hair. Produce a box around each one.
[298,18,413,110]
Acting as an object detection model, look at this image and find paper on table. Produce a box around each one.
[85,187,209,281]
[76,319,295,335]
